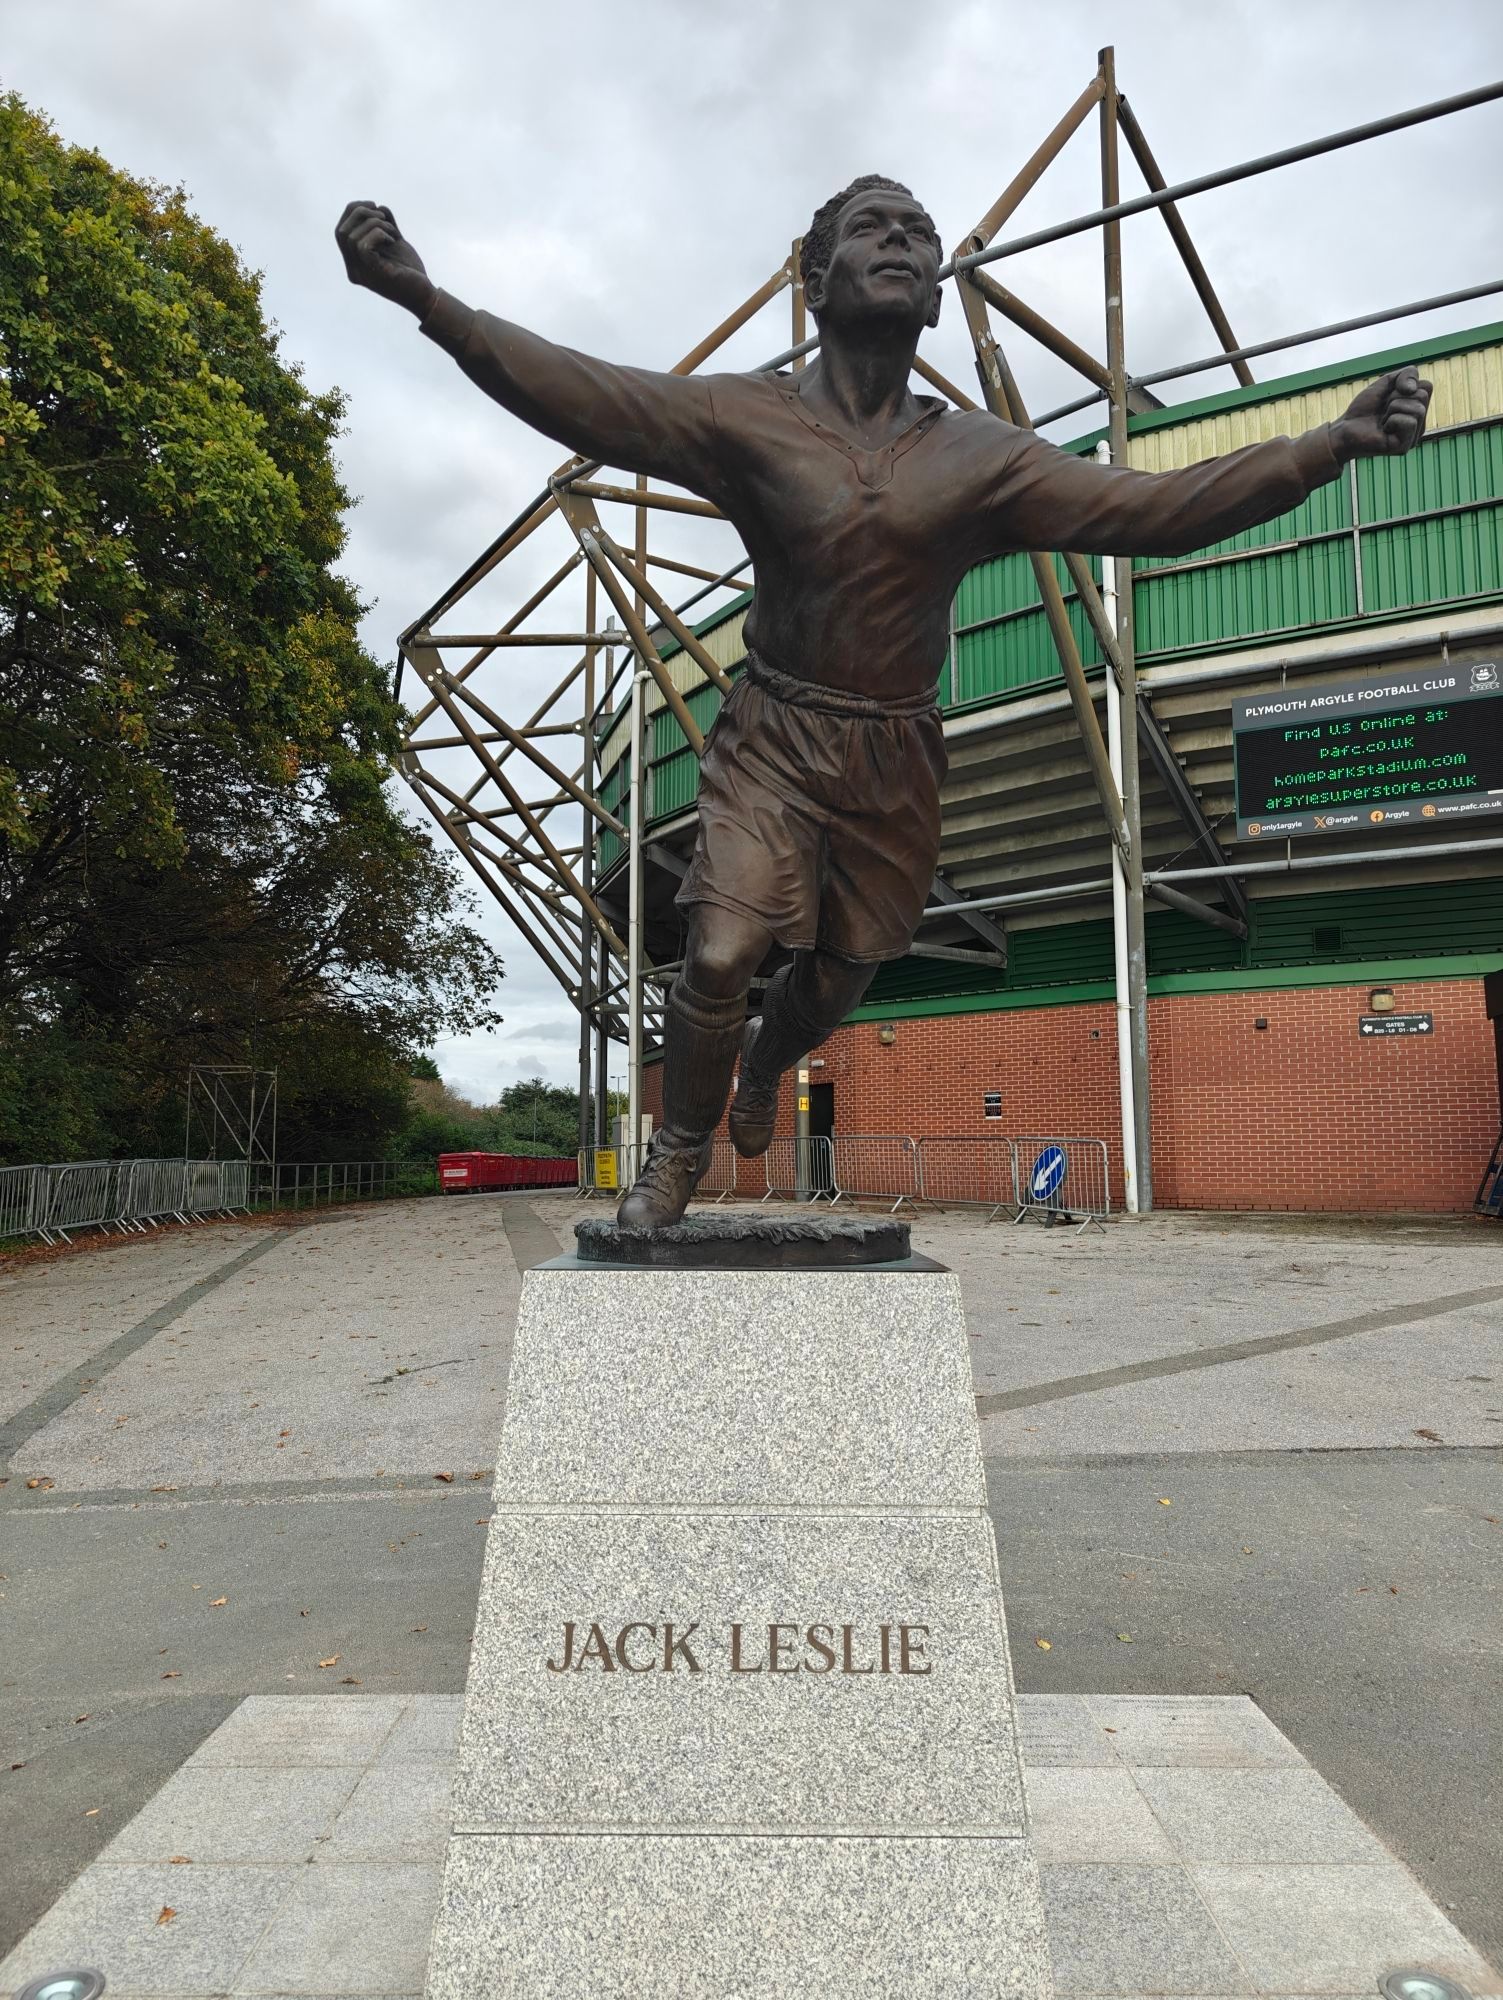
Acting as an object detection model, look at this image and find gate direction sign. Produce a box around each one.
[1233,662,1503,840]
[1359,1012,1434,1037]
[1029,1145,1067,1202]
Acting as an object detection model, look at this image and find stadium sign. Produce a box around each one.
[1232,662,1503,840]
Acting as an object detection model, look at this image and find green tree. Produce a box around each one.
[0,95,502,1161]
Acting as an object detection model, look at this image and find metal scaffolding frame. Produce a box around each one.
[394,51,1503,1209]
[184,1065,278,1169]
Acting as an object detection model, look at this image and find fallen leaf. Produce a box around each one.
[433,1471,454,1483]
[1116,1632,1133,1643]
[475,1517,490,1525]
[1158,1497,1173,1507]
[279,1429,292,1438]
[74,1713,90,1724]
[318,1655,340,1669]
[1414,1428,1442,1442]
[84,1805,99,1814]
[340,1676,362,1685]
[470,1470,486,1481]
[150,1484,177,1493]
[300,1608,310,1616]
[156,1906,177,1926]
[1390,1584,1400,1595]
[25,1477,54,1491]
[1034,1638,1052,1651]
[169,1855,191,1865]
[191,1584,201,1592]
[1241,1546,1254,1554]
[161,1670,181,1679]
[410,1625,428,1634]
[158,1541,168,1549]
[1102,1726,1118,1734]
[210,1597,227,1608]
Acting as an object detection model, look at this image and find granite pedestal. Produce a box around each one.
[424,1220,1052,1996]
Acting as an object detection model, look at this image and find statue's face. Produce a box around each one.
[806,189,943,336]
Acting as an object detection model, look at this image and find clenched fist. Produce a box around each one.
[335,201,437,319]
[1330,367,1433,461]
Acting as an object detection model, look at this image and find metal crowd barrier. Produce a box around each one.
[39,1160,122,1242]
[915,1137,1019,1219]
[124,1158,191,1227]
[1011,1137,1111,1234]
[697,1137,739,1201]
[5,1157,250,1243]
[760,1135,836,1202]
[829,1134,922,1212]
[0,1162,47,1239]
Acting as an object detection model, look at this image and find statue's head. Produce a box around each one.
[801,175,943,338]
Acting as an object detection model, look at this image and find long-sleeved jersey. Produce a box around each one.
[421,291,1344,701]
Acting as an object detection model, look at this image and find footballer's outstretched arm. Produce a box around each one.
[336,200,721,494]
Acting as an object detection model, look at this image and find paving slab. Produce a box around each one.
[1134,1767,1390,1865]
[106,1763,359,1863]
[235,1861,443,1994]
[0,1860,299,1996]
[1016,1692,1121,1768]
[325,1766,455,1862]
[187,1693,409,1768]
[1024,1767,1178,1863]
[1040,1862,1252,1994]
[1084,1693,1307,1768]
[1193,1861,1500,1993]
[376,1696,465,1768]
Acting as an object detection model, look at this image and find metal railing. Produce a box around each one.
[252,1160,434,1209]
[761,1135,836,1202]
[914,1137,1020,1220]
[0,1161,48,1239]
[472,1132,1118,1229]
[1010,1137,1112,1234]
[0,1157,256,1245]
[697,1137,740,1201]
[829,1134,923,1212]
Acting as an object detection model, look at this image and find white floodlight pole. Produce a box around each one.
[626,658,648,1184]
[1098,440,1138,1213]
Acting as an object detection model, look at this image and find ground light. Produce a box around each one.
[13,1975,106,2000]
[1379,1974,1474,2000]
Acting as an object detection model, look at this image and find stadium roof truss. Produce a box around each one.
[393,50,1503,1197]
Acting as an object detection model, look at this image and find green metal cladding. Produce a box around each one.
[600,323,1503,863]
[854,877,1503,1013]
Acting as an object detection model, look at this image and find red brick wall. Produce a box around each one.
[643,976,1499,1212]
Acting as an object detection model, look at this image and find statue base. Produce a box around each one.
[556,1212,940,1271]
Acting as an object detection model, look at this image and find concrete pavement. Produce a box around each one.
[1,1193,1499,1967]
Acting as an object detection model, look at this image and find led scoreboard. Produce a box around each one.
[1232,662,1503,840]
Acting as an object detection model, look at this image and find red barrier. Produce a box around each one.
[438,1152,576,1193]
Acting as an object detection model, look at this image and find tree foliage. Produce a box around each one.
[0,95,503,1161]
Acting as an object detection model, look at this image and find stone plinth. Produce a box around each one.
[425,1259,1053,1996]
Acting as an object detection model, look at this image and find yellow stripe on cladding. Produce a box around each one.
[597,606,749,772]
[1126,341,1503,471]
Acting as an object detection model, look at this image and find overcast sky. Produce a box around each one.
[8,0,1502,1101]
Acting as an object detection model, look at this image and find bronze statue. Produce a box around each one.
[338,177,1432,1229]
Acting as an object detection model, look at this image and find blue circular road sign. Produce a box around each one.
[1029,1145,1067,1201]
